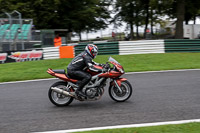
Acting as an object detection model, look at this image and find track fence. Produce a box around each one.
[165,39,200,53]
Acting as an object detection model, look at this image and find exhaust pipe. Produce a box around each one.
[51,87,74,97]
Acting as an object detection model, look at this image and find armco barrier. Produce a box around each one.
[75,42,119,56]
[119,40,165,55]
[164,39,200,53]
[43,47,59,59]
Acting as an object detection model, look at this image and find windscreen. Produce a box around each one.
[108,57,121,65]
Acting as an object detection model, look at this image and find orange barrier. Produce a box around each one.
[59,46,74,58]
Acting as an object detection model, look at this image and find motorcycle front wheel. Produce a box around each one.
[109,80,132,102]
[48,81,74,106]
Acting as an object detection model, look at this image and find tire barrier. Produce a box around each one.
[119,40,165,55]
[43,47,60,60]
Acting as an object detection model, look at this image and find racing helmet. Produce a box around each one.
[85,44,98,59]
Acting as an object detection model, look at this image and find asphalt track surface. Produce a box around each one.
[0,70,200,133]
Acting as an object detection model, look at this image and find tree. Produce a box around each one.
[175,0,185,39]
[0,0,111,41]
[142,0,150,38]
[113,0,169,39]
[113,0,145,40]
[185,0,200,24]
[160,0,200,39]
[59,0,111,40]
[149,0,165,35]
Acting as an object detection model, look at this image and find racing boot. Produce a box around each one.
[76,90,86,98]
[75,85,87,98]
[75,81,87,98]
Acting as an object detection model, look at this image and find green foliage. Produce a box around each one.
[185,0,200,24]
[1,0,200,39]
[0,0,111,33]
[113,0,145,39]
[113,0,200,39]
[161,0,200,21]
[113,0,172,38]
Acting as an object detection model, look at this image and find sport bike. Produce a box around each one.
[47,57,132,106]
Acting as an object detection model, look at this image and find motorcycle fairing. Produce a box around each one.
[110,61,124,73]
[87,65,103,76]
[110,78,127,87]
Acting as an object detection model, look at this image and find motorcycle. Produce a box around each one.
[47,56,132,106]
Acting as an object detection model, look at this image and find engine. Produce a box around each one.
[85,87,104,100]
[85,88,97,99]
[84,77,107,100]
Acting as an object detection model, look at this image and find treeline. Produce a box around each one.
[0,0,200,39]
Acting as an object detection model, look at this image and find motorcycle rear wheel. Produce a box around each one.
[109,80,132,102]
[48,81,74,106]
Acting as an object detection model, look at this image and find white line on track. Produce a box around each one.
[0,69,200,85]
[33,119,200,133]
[0,78,56,85]
[125,68,200,74]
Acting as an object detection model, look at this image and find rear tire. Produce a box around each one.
[48,81,74,106]
[109,80,132,102]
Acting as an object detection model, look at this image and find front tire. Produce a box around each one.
[48,81,74,106]
[109,80,132,102]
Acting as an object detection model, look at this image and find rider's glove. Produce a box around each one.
[100,64,106,67]
[102,68,108,73]
[101,63,110,69]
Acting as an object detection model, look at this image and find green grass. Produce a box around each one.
[74,122,200,133]
[0,53,200,82]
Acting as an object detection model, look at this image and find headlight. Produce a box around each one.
[119,68,124,73]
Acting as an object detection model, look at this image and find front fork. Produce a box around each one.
[110,78,127,94]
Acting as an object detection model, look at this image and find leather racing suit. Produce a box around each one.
[67,51,103,94]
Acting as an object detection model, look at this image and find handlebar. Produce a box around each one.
[105,62,110,69]
[102,62,111,73]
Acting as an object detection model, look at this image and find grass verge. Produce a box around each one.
[74,122,200,133]
[0,53,200,82]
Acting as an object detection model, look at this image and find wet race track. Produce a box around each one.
[0,70,200,133]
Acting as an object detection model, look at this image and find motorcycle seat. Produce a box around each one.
[52,69,78,82]
[52,69,66,74]
[66,74,72,79]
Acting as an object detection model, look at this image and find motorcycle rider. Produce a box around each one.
[67,44,106,97]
